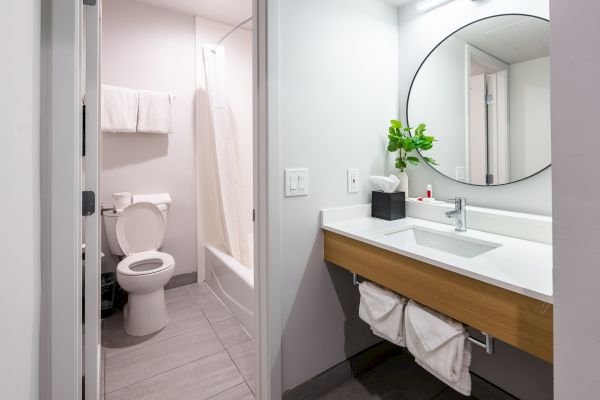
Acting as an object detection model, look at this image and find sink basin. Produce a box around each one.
[383,226,501,258]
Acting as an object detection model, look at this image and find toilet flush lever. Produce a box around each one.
[82,191,96,216]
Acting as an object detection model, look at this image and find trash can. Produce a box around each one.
[101,272,116,318]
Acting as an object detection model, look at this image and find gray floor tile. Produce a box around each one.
[227,340,255,381]
[207,382,255,400]
[165,285,197,313]
[103,304,209,358]
[372,352,447,400]
[213,318,252,349]
[318,371,398,400]
[246,377,256,395]
[193,286,233,324]
[105,350,244,400]
[105,324,224,393]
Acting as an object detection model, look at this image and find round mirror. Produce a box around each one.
[407,14,550,186]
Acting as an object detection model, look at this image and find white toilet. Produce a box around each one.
[103,202,175,336]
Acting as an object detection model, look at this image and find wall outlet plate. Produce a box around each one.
[347,168,359,193]
[285,168,309,197]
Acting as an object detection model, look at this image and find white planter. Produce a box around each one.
[396,171,409,197]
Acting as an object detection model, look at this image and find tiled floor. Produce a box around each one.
[101,283,255,400]
[318,352,474,400]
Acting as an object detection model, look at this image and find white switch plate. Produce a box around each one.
[285,168,309,197]
[347,168,359,193]
[456,166,466,182]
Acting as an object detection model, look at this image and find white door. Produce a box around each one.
[83,2,101,399]
[469,74,487,185]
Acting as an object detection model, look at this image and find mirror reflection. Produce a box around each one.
[407,15,550,185]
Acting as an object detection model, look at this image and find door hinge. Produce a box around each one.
[252,209,256,222]
[83,0,97,5]
[486,174,494,185]
[485,94,493,105]
[82,191,96,216]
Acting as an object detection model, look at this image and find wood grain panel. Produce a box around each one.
[324,230,553,363]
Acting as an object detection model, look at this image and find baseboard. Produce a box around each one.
[282,341,519,400]
[165,272,198,290]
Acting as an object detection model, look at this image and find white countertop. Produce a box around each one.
[322,211,553,303]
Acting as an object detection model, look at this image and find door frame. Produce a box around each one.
[42,0,282,399]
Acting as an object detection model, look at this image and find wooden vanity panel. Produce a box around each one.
[324,230,553,363]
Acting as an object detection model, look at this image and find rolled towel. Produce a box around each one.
[358,281,407,346]
[132,193,172,205]
[112,192,132,211]
[369,175,400,193]
[101,85,138,133]
[405,300,471,395]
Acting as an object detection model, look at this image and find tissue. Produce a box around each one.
[369,175,400,193]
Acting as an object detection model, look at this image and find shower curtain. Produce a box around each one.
[202,46,243,263]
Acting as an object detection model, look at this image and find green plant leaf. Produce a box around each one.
[423,156,438,165]
[407,156,420,165]
[395,158,407,171]
[390,120,402,129]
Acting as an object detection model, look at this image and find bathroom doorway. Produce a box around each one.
[42,0,271,398]
[96,0,258,399]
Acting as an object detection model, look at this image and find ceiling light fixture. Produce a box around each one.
[416,0,454,11]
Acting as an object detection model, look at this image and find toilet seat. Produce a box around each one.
[117,251,175,276]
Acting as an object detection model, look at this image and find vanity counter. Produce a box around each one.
[322,214,553,304]
[322,204,554,362]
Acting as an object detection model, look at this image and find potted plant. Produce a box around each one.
[387,120,437,196]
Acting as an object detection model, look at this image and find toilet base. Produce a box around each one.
[123,288,169,336]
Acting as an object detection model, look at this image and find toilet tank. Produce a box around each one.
[103,203,169,256]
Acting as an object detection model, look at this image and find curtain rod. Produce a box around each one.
[211,16,253,53]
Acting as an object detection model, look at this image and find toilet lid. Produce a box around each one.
[116,202,165,256]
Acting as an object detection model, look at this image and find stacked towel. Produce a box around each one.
[101,85,138,132]
[358,281,407,346]
[137,90,173,134]
[405,301,472,396]
[132,193,172,205]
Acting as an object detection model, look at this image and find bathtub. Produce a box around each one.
[204,244,255,338]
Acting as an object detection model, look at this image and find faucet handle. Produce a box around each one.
[448,197,466,207]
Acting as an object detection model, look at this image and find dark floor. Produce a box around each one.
[318,351,475,400]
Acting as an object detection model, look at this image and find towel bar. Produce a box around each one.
[468,332,495,354]
[352,272,495,355]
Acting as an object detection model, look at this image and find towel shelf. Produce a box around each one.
[353,272,495,355]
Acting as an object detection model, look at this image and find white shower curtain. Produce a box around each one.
[203,46,243,263]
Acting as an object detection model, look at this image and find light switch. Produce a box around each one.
[285,168,309,197]
[456,166,466,182]
[347,168,359,193]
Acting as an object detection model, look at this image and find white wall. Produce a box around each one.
[397,0,552,216]
[101,0,197,275]
[408,36,467,179]
[509,56,551,181]
[0,1,40,399]
[397,2,553,399]
[277,0,399,390]
[195,17,253,279]
[551,0,600,397]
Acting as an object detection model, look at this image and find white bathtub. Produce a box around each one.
[204,244,255,338]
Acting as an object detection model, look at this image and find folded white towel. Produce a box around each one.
[369,175,400,193]
[358,281,407,346]
[112,192,132,211]
[405,301,471,395]
[132,193,172,205]
[137,90,173,134]
[101,85,138,132]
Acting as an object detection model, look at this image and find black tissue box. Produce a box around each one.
[371,191,406,221]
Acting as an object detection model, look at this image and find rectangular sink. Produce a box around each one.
[383,226,501,258]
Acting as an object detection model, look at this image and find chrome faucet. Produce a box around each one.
[446,197,467,232]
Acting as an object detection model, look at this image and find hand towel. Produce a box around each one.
[132,193,172,205]
[405,301,471,395]
[101,85,138,132]
[137,89,173,134]
[358,281,407,346]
